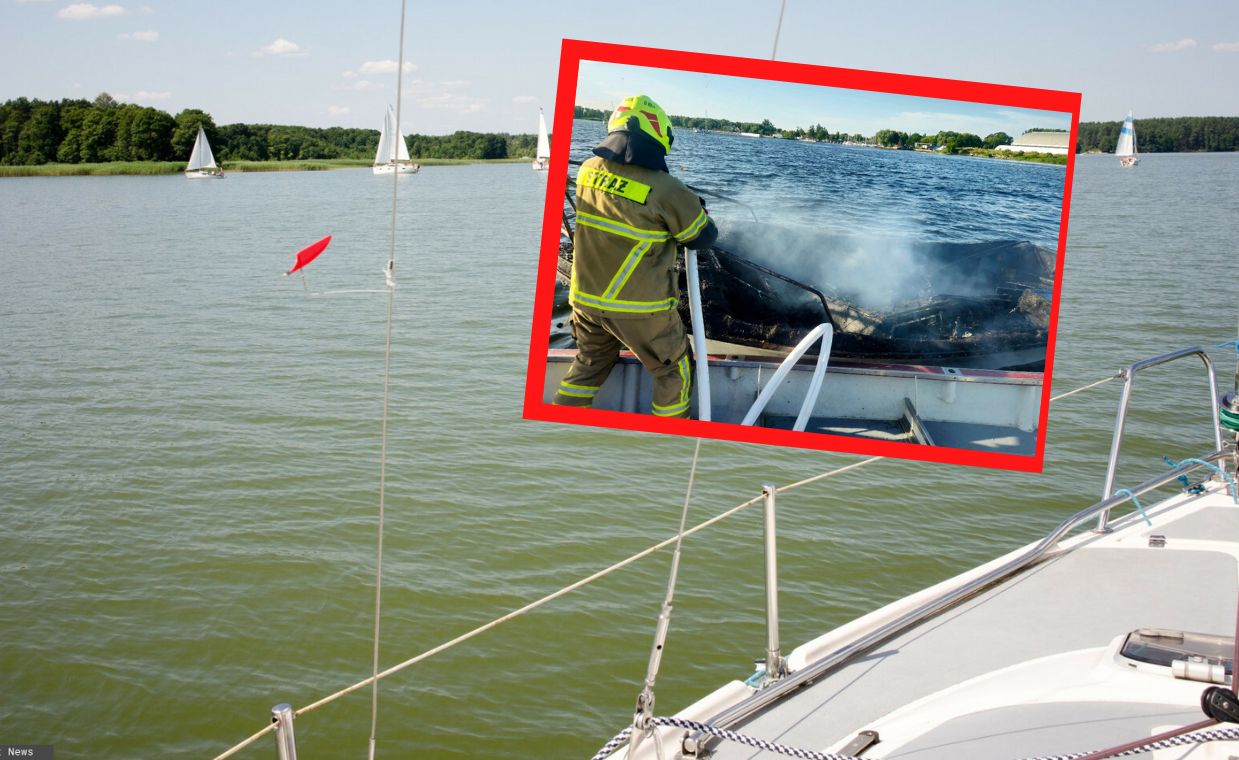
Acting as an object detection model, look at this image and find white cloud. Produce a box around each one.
[416,91,487,114]
[117,29,157,40]
[327,105,349,117]
[439,79,469,88]
[342,70,356,78]
[512,95,538,104]
[348,79,380,91]
[253,37,306,57]
[1214,41,1239,52]
[57,3,127,19]
[358,59,416,75]
[1151,38,1197,53]
[17,0,54,4]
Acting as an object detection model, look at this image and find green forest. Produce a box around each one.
[1075,116,1239,153]
[575,105,1239,154]
[0,94,539,166]
[4,94,1236,167]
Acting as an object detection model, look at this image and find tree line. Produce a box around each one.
[574,105,797,140]
[0,94,540,165]
[1076,116,1239,153]
[575,105,1239,154]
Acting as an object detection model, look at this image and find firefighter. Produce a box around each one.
[553,94,718,419]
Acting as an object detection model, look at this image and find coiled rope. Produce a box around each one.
[590,715,1239,760]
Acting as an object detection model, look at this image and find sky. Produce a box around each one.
[1,0,1236,135]
[577,62,1074,138]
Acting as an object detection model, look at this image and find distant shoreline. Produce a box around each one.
[0,157,531,177]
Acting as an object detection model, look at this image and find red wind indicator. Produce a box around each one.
[286,234,332,276]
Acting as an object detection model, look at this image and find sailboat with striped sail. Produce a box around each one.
[1117,111,1139,167]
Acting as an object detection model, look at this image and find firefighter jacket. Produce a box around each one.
[570,156,713,319]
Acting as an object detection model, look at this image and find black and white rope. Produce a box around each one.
[651,716,856,759]
[589,727,633,760]
[588,716,1239,760]
[1025,725,1239,760]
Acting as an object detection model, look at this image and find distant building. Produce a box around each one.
[995,131,1072,155]
[914,142,935,151]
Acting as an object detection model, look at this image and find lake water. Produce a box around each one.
[570,119,1067,248]
[2,147,1238,758]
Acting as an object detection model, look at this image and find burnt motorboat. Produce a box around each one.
[552,223,1055,371]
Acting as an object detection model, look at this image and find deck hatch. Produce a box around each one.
[1120,628,1233,679]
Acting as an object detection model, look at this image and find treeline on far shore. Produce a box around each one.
[1075,117,1239,153]
[0,94,540,166]
[575,105,1239,154]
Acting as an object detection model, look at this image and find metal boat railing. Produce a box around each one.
[684,449,1232,755]
[214,348,1233,760]
[682,347,1232,756]
[1097,346,1223,530]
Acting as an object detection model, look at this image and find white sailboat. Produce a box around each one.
[532,107,550,171]
[1117,110,1139,167]
[184,125,223,179]
[373,105,419,175]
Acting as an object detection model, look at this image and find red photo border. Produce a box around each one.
[523,38,1081,473]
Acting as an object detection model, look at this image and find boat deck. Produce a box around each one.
[764,414,1038,454]
[544,351,1042,456]
[667,487,1239,759]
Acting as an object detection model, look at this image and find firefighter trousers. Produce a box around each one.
[553,307,692,418]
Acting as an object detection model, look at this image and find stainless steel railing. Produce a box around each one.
[685,449,1230,756]
[1097,346,1223,531]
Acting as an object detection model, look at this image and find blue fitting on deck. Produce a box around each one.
[1170,458,1239,503]
[744,667,767,687]
[1113,488,1152,527]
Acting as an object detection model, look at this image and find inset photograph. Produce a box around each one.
[525,41,1080,471]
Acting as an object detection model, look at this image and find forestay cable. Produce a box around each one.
[213,362,1124,760]
[368,1,409,758]
[628,438,703,754]
[770,0,788,60]
[629,3,791,752]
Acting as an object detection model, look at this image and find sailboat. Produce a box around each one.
[184,125,223,179]
[373,105,419,175]
[1117,110,1139,167]
[532,108,550,171]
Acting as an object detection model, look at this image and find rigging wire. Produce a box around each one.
[629,438,703,753]
[368,1,408,758]
[628,2,790,751]
[210,361,1140,760]
[771,0,787,60]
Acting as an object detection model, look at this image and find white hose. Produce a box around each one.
[685,249,711,421]
[740,324,833,430]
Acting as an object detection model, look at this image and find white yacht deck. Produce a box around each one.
[668,487,1239,759]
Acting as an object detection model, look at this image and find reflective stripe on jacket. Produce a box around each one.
[570,156,711,318]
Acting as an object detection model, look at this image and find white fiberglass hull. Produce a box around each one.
[185,169,223,179]
[372,163,419,175]
[629,483,1239,760]
[594,342,1239,759]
